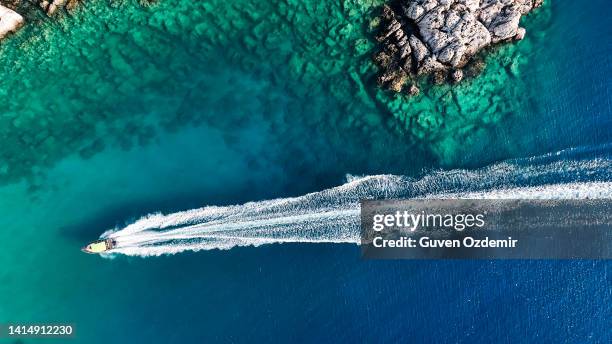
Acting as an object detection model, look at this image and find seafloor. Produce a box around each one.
[0,0,611,342]
[0,0,561,187]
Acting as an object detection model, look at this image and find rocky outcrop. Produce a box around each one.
[40,0,80,16]
[374,0,543,92]
[0,0,83,41]
[0,5,23,40]
[0,0,79,18]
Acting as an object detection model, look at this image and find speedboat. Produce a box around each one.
[82,238,116,254]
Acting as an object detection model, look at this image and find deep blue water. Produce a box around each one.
[74,246,612,343]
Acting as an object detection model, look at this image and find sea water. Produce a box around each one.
[0,0,610,342]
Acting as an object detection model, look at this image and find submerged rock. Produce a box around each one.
[0,5,23,40]
[407,84,420,96]
[373,0,543,91]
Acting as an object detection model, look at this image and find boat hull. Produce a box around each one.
[82,238,116,254]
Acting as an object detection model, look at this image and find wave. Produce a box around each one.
[101,149,612,257]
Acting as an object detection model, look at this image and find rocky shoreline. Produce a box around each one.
[373,0,543,93]
[0,0,81,41]
[1,0,79,16]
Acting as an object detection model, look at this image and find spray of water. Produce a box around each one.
[100,150,612,257]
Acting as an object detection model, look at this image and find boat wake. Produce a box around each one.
[101,148,612,257]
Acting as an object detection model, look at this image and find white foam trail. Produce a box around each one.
[101,157,612,257]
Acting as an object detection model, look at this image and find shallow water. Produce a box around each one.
[2,0,609,187]
[0,0,611,342]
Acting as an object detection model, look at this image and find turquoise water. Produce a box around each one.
[0,0,611,342]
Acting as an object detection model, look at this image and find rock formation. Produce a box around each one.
[0,5,23,40]
[12,0,80,15]
[0,0,82,41]
[374,0,543,92]
[39,0,80,16]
